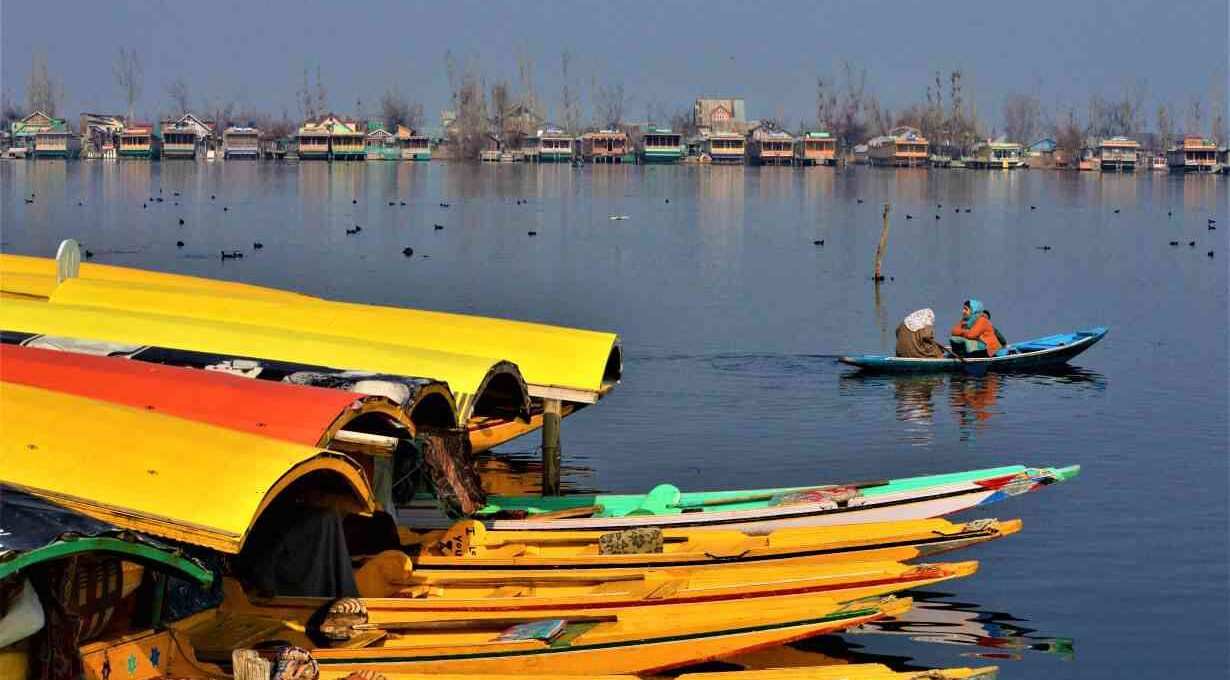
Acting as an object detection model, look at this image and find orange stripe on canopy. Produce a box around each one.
[0,344,376,447]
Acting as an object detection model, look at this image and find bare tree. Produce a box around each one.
[380,87,422,131]
[1054,107,1083,157]
[516,48,540,120]
[559,50,581,132]
[114,47,143,120]
[593,80,626,129]
[26,52,62,115]
[296,67,314,120]
[1185,95,1203,136]
[1003,93,1041,143]
[489,80,512,144]
[1210,84,1227,144]
[314,66,328,116]
[1,89,21,125]
[446,53,489,159]
[166,77,191,116]
[1156,103,1173,150]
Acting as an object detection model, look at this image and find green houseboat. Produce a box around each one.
[365,123,400,160]
[538,127,575,162]
[397,124,432,160]
[118,124,156,159]
[640,126,684,163]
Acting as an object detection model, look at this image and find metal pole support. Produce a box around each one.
[541,398,562,496]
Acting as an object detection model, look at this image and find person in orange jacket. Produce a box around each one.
[949,299,1002,357]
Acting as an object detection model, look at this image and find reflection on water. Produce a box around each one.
[841,366,1107,442]
[849,590,1075,662]
[475,449,597,496]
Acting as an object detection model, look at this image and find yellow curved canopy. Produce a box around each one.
[0,297,528,422]
[0,254,621,403]
[0,382,374,553]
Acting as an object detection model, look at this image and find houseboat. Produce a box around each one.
[794,130,837,166]
[328,117,365,160]
[868,127,929,167]
[296,120,330,160]
[1150,153,1168,171]
[397,124,431,160]
[365,124,399,160]
[539,128,575,162]
[118,123,156,159]
[1167,136,1218,172]
[517,134,540,162]
[852,144,869,164]
[748,127,795,166]
[1098,136,1140,171]
[639,126,684,163]
[965,140,1026,169]
[160,113,214,159]
[222,126,260,159]
[11,111,73,159]
[79,113,125,159]
[1220,147,1229,174]
[705,131,746,164]
[581,129,632,163]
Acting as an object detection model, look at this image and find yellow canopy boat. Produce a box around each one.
[0,381,375,553]
[396,517,1019,578]
[0,296,538,451]
[677,664,998,679]
[0,251,622,404]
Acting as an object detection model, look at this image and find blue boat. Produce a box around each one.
[840,327,1108,373]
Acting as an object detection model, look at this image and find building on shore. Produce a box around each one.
[748,126,795,166]
[794,131,837,166]
[222,126,261,159]
[364,123,399,160]
[538,127,575,162]
[160,114,215,159]
[79,113,126,159]
[517,133,540,162]
[11,111,74,158]
[118,123,155,159]
[295,115,365,160]
[581,130,632,163]
[639,127,683,163]
[1166,136,1218,172]
[704,131,746,164]
[851,144,869,164]
[965,139,1025,169]
[868,127,929,167]
[396,125,431,161]
[1097,136,1140,172]
[694,97,750,135]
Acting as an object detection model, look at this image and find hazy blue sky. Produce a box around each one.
[3,0,1226,131]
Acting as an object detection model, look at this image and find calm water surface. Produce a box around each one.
[2,161,1227,677]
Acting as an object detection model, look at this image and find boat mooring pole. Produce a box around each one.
[874,203,890,282]
[542,398,562,495]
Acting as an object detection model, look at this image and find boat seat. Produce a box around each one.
[184,612,295,664]
[335,630,388,648]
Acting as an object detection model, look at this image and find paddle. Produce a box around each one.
[942,344,969,365]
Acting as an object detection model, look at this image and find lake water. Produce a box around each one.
[2,160,1227,677]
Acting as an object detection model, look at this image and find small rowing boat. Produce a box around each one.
[399,465,1076,533]
[839,327,1108,373]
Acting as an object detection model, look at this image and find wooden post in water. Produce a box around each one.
[874,203,890,282]
[541,398,562,495]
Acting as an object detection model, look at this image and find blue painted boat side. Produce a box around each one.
[839,327,1108,373]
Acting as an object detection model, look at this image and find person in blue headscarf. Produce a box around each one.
[949,299,1002,357]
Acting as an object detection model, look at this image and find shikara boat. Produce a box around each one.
[676,664,998,679]
[839,328,1108,373]
[400,518,1017,577]
[0,295,537,453]
[0,248,622,404]
[399,464,1076,533]
[175,592,911,675]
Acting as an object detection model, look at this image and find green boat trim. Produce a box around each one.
[0,535,214,585]
[473,464,1078,517]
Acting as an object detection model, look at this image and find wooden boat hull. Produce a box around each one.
[839,327,1107,373]
[399,465,1073,533]
[404,518,1019,577]
[181,594,908,675]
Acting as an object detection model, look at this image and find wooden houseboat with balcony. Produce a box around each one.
[364,124,399,160]
[296,120,330,160]
[1166,136,1218,172]
[222,126,260,159]
[581,130,632,163]
[965,140,1026,169]
[118,124,156,159]
[639,127,683,163]
[539,128,575,162]
[748,127,795,166]
[1097,136,1140,171]
[79,113,125,159]
[795,131,837,166]
[328,118,365,160]
[868,127,929,167]
[705,131,746,164]
[11,111,73,159]
[397,125,431,160]
[160,114,215,159]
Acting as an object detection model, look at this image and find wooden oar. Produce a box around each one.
[532,504,605,520]
[943,345,969,364]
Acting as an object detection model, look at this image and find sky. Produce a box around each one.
[2,0,1226,132]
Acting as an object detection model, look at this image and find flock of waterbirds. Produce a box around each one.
[15,188,1219,262]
